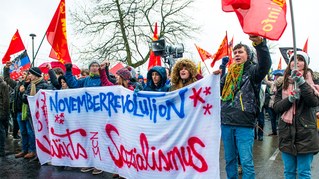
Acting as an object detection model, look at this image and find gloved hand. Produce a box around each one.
[288,88,300,103]
[65,63,73,72]
[290,69,305,86]
[221,56,229,66]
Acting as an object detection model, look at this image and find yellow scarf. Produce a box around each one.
[221,63,244,101]
[30,77,43,96]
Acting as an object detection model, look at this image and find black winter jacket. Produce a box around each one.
[220,40,271,128]
[273,82,319,155]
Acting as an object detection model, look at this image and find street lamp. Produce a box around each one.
[29,33,36,67]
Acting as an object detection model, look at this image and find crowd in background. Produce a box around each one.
[0,35,319,179]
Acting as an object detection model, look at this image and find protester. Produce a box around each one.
[58,76,69,90]
[143,66,170,92]
[137,75,146,88]
[21,67,53,159]
[169,58,202,91]
[219,35,271,178]
[64,61,103,175]
[0,76,9,157]
[273,51,319,178]
[65,61,101,88]
[46,63,64,90]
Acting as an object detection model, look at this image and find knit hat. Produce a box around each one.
[289,51,310,65]
[116,67,131,80]
[138,75,144,79]
[126,66,137,79]
[29,67,42,77]
[88,61,100,69]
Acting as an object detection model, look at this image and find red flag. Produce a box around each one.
[46,0,72,64]
[211,34,228,68]
[195,44,214,62]
[227,36,234,67]
[148,22,162,70]
[2,30,25,64]
[222,0,250,12]
[303,38,308,53]
[222,0,287,40]
[277,57,282,70]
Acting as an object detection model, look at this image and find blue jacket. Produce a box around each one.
[65,71,101,88]
[143,66,170,92]
[220,40,272,128]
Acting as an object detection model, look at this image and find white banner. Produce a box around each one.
[28,75,221,179]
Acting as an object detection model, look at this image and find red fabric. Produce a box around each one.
[46,0,72,64]
[223,0,287,40]
[227,36,234,68]
[277,57,282,70]
[195,44,214,62]
[211,34,228,68]
[148,22,162,70]
[38,61,81,75]
[222,0,250,12]
[99,68,115,86]
[303,38,308,53]
[2,30,25,64]
[109,62,125,75]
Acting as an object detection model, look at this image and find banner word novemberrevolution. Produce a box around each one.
[28,75,221,179]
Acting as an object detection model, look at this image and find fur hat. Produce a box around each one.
[88,61,100,69]
[289,51,310,65]
[116,67,131,80]
[29,67,42,77]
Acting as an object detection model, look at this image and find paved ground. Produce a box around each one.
[1,119,319,179]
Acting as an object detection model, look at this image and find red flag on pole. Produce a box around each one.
[211,34,228,68]
[46,0,72,64]
[148,22,162,70]
[194,44,214,62]
[303,38,308,53]
[277,57,282,70]
[222,0,287,40]
[227,36,234,67]
[2,30,25,64]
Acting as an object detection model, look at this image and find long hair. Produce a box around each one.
[283,55,309,90]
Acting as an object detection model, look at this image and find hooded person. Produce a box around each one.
[64,61,101,88]
[169,58,200,91]
[144,66,170,92]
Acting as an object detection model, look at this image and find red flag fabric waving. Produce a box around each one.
[195,44,214,62]
[277,57,282,70]
[46,0,72,64]
[148,22,162,70]
[227,36,234,67]
[222,0,250,12]
[2,30,25,64]
[211,34,228,68]
[303,38,308,53]
[222,0,287,40]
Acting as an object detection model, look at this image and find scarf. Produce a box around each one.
[281,71,319,124]
[30,77,43,96]
[221,63,244,101]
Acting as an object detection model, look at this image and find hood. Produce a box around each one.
[146,66,167,88]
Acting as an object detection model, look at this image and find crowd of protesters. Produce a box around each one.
[0,35,319,178]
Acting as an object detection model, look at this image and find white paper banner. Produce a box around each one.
[28,74,221,179]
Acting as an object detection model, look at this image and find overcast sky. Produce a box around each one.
[0,0,318,75]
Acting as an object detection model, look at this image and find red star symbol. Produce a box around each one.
[55,114,60,122]
[203,103,213,115]
[59,119,64,124]
[189,87,206,107]
[203,86,211,96]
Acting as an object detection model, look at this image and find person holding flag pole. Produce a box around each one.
[273,0,319,178]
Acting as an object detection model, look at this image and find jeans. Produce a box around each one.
[0,118,5,154]
[257,109,264,139]
[222,124,255,179]
[281,152,313,179]
[16,112,36,152]
[265,107,277,134]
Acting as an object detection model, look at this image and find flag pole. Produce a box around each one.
[289,0,297,71]
[202,61,211,74]
[31,33,46,67]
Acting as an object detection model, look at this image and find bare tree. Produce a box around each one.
[70,0,198,68]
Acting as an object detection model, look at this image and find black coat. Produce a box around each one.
[274,82,319,155]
